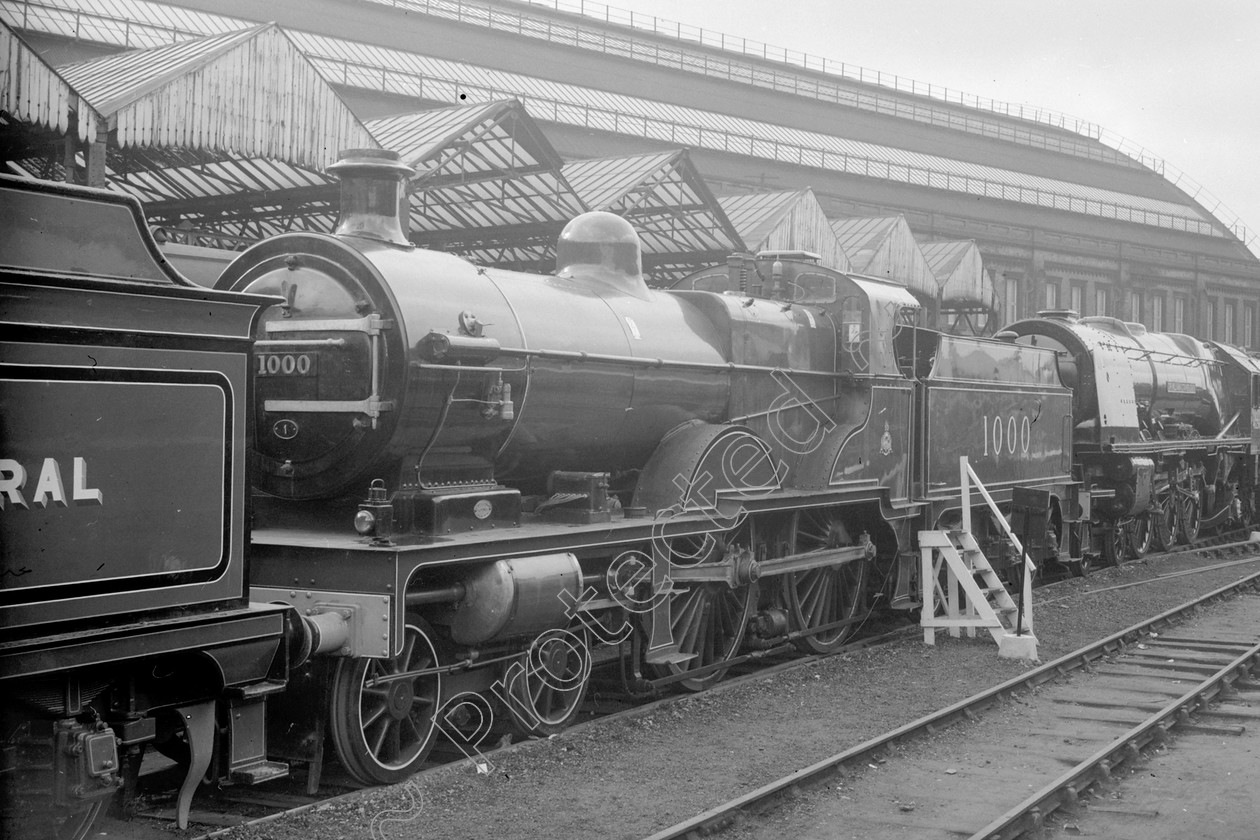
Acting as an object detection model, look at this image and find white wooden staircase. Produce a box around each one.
[919,457,1038,661]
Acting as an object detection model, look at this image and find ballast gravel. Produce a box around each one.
[216,547,1260,840]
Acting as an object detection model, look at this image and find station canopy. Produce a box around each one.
[1,19,102,179]
[920,239,996,334]
[719,189,850,272]
[48,23,378,244]
[831,215,937,292]
[367,100,587,271]
[561,150,744,285]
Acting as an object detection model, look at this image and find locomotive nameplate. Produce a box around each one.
[1,366,230,605]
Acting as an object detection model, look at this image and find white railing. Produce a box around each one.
[959,455,1034,635]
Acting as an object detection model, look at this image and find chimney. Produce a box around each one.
[327,149,415,247]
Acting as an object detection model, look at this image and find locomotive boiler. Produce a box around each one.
[1004,311,1260,562]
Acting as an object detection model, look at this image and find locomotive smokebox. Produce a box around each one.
[327,148,415,247]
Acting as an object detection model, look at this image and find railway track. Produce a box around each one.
[643,569,1260,840]
[144,536,1260,839]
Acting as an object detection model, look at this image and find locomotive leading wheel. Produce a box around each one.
[504,627,592,737]
[782,508,869,654]
[1126,513,1153,559]
[329,616,442,786]
[1100,522,1126,567]
[655,525,756,692]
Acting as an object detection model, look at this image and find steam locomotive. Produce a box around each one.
[5,149,1258,836]
[207,150,1077,787]
[1003,312,1260,565]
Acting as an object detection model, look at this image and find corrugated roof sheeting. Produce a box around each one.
[59,24,376,170]
[719,189,850,272]
[562,150,743,269]
[831,215,936,296]
[283,29,1216,235]
[920,239,992,307]
[405,172,583,240]
[2,1,1229,241]
[366,100,586,270]
[1,18,99,141]
[369,100,568,178]
[0,0,248,49]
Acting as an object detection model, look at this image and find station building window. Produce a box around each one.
[1246,304,1256,349]
[1173,297,1186,334]
[1151,295,1164,332]
[1069,283,1084,315]
[1129,290,1142,324]
[1003,277,1019,326]
[1094,287,1110,318]
[1205,298,1216,340]
[1044,281,1059,311]
[1224,301,1237,344]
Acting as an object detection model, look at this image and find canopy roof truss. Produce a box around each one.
[369,100,588,270]
[562,150,743,282]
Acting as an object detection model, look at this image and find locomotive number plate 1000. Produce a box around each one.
[257,353,317,377]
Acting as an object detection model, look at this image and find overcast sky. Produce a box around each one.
[600,0,1260,254]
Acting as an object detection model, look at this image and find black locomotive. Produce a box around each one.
[9,150,1256,835]
[208,150,1077,786]
[0,176,291,838]
[1003,312,1260,564]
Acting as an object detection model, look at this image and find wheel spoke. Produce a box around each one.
[329,619,442,785]
[505,629,592,736]
[784,509,869,654]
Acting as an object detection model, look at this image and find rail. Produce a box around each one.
[643,568,1260,840]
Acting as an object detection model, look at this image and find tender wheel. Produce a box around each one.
[329,616,442,785]
[0,722,109,840]
[1126,513,1153,558]
[1151,490,1176,552]
[1175,480,1202,544]
[781,508,870,654]
[1067,521,1092,577]
[504,627,592,737]
[654,525,756,692]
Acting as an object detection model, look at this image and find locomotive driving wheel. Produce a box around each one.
[781,508,869,654]
[504,626,592,737]
[1151,488,1177,552]
[1175,478,1202,544]
[329,615,442,786]
[654,523,757,692]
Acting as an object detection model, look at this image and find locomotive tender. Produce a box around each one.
[0,176,291,838]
